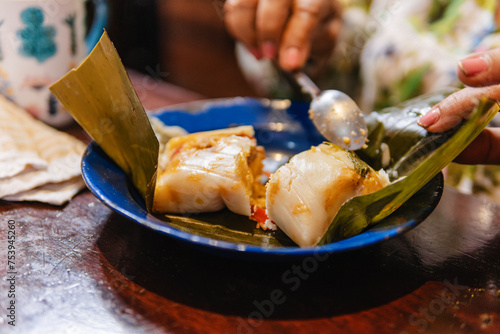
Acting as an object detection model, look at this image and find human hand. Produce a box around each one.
[223,0,342,72]
[418,49,500,164]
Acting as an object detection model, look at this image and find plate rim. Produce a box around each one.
[81,98,444,258]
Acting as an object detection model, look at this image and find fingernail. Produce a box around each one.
[248,46,262,60]
[261,41,277,59]
[418,107,441,128]
[282,47,301,69]
[458,55,489,77]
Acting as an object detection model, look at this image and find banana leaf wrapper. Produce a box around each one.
[49,32,158,210]
[319,89,499,244]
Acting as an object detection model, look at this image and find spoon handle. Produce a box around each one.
[293,71,321,98]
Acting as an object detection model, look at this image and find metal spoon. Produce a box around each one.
[294,71,368,151]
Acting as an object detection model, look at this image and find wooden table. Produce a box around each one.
[1,72,500,334]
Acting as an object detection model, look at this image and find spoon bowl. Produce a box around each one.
[310,90,368,150]
[293,71,368,150]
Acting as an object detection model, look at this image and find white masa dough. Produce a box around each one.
[153,126,265,216]
[266,143,389,247]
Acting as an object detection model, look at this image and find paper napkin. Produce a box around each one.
[0,95,86,205]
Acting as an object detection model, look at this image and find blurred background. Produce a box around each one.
[105,0,257,98]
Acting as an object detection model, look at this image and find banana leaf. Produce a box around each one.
[318,90,499,244]
[49,31,158,210]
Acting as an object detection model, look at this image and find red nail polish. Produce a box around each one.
[458,56,489,77]
[418,108,440,128]
[248,47,262,60]
[261,41,277,60]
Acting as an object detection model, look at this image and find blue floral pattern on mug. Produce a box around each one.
[64,14,77,56]
[17,7,57,63]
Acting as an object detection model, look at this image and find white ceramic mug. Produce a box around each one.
[0,0,107,127]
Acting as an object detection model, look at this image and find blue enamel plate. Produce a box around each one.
[81,98,443,261]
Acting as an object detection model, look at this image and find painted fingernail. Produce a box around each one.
[458,56,489,77]
[248,46,262,60]
[261,41,277,59]
[418,107,441,128]
[282,47,301,69]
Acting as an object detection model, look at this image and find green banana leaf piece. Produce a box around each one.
[49,31,159,210]
[318,89,499,244]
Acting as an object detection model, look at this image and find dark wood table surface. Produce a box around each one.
[1,71,500,334]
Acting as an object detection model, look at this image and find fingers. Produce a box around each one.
[454,128,500,165]
[279,0,341,71]
[457,48,500,87]
[419,48,500,165]
[224,0,259,49]
[418,86,500,164]
[418,86,500,133]
[224,0,295,60]
[224,0,341,71]
[255,0,292,59]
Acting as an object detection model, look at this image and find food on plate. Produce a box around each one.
[152,126,390,243]
[49,32,499,250]
[265,143,390,247]
[153,126,270,226]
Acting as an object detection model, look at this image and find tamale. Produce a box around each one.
[153,126,266,218]
[266,143,389,247]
